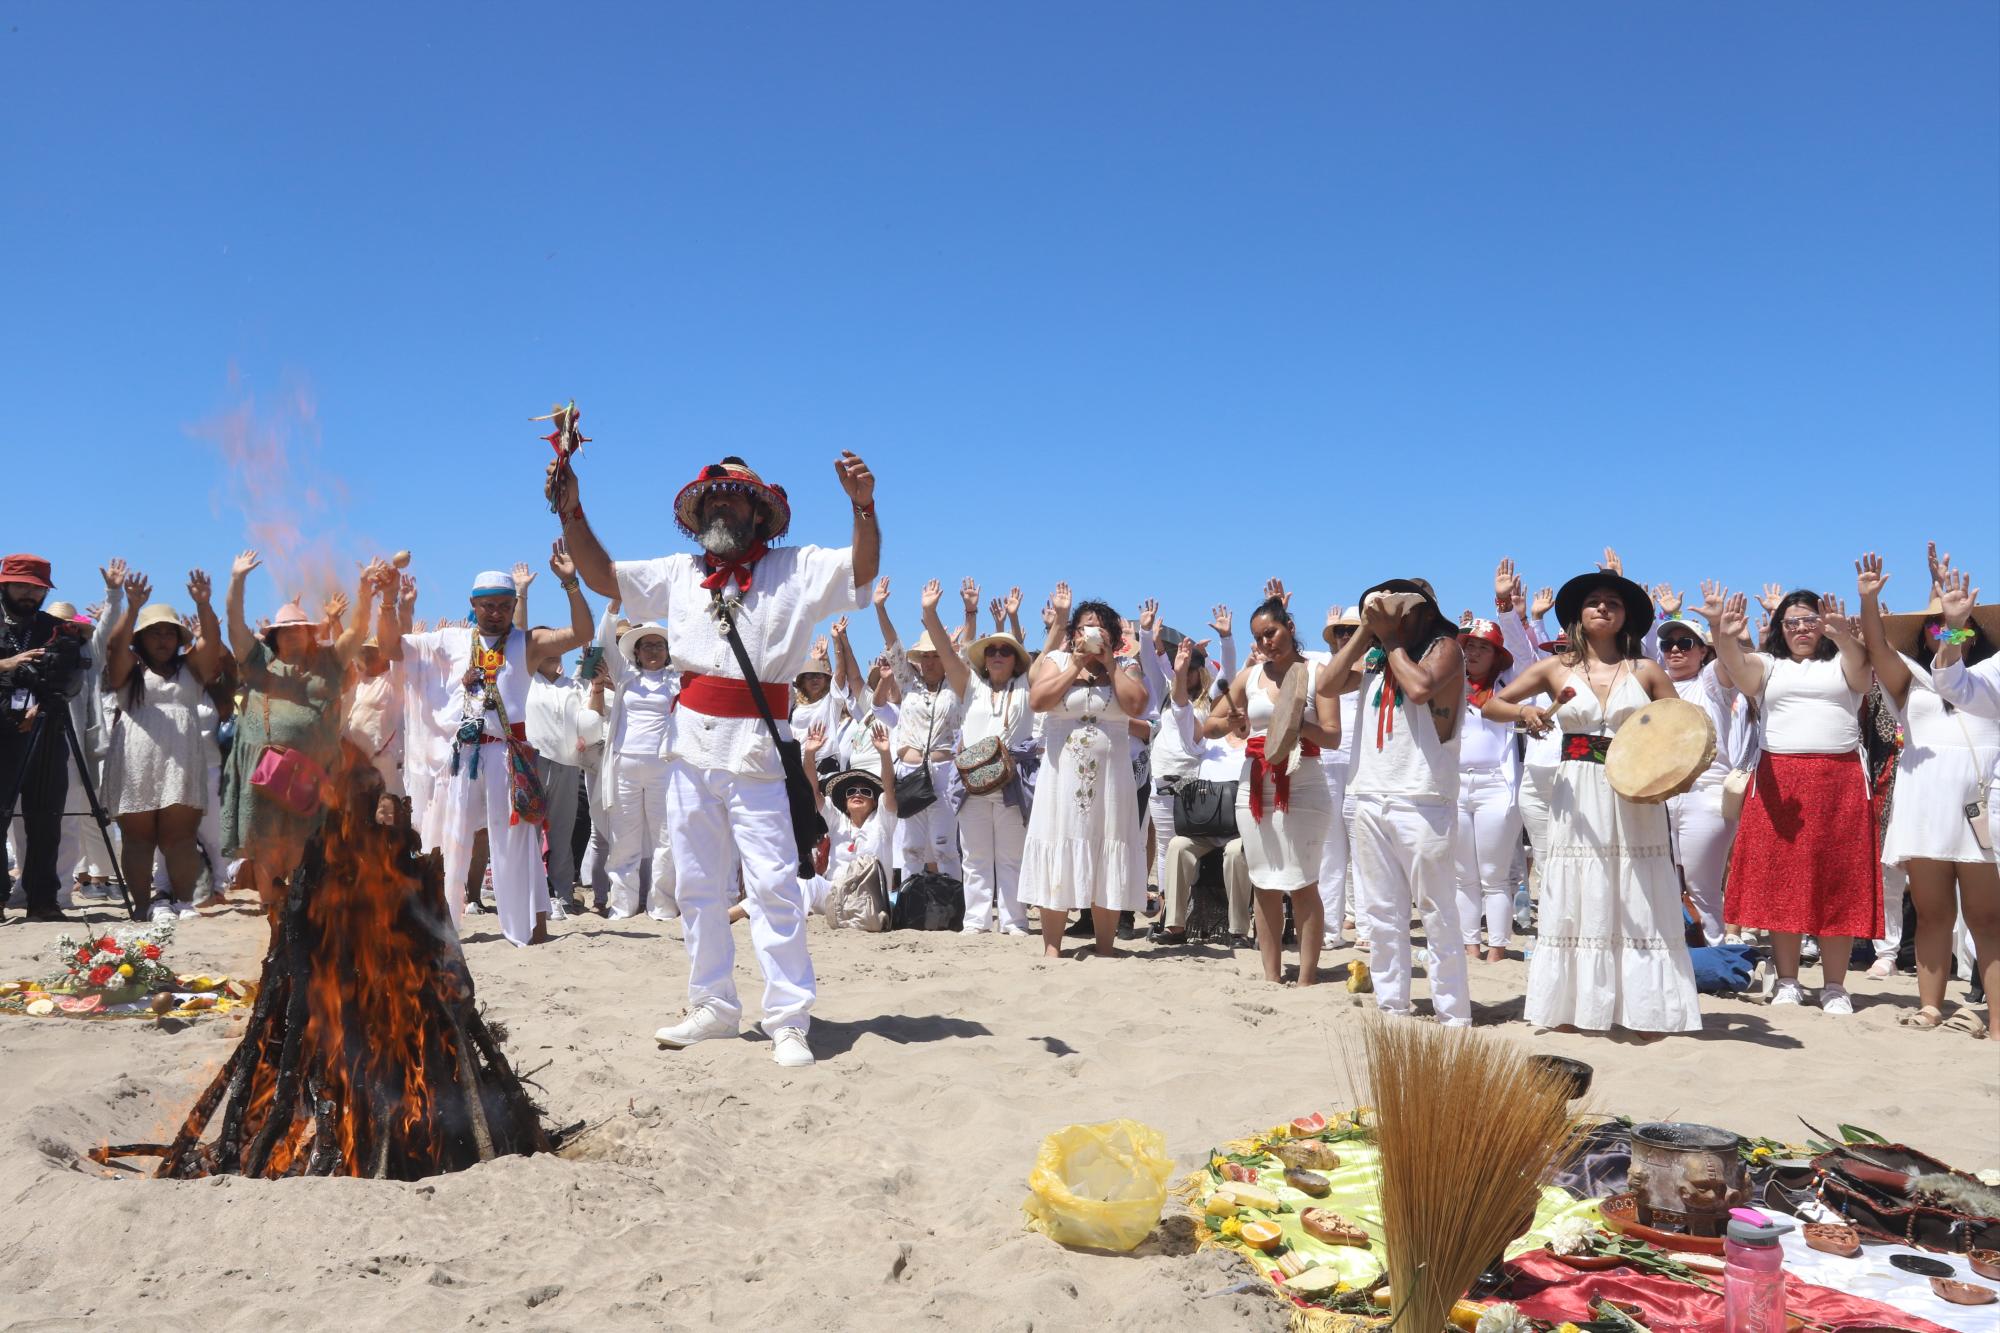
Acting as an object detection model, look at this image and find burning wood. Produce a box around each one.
[93,761,557,1180]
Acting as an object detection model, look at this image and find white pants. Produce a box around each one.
[1351,794,1470,1027]
[605,754,678,919]
[958,791,1028,932]
[666,760,815,1033]
[1149,786,1179,893]
[1876,861,1906,961]
[1162,834,1254,933]
[439,748,549,948]
[1668,780,1738,946]
[894,759,961,877]
[1518,762,1557,898]
[1454,765,1522,949]
[59,748,120,883]
[1317,762,1352,933]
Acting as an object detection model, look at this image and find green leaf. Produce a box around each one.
[1838,1123,1889,1145]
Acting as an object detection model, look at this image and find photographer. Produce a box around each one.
[1,553,87,921]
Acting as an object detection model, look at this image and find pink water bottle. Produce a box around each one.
[1724,1207,1794,1333]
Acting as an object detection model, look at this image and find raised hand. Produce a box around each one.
[1940,568,1978,629]
[812,636,828,661]
[400,573,418,608]
[989,596,1006,625]
[1855,553,1889,601]
[949,626,965,649]
[1819,594,1857,646]
[1722,592,1750,643]
[1003,586,1023,616]
[835,451,876,506]
[179,613,199,638]
[1599,547,1623,576]
[231,549,261,580]
[544,457,580,514]
[1495,557,1517,603]
[1040,601,1056,630]
[873,576,892,608]
[830,615,850,639]
[1757,582,1783,615]
[125,571,152,604]
[186,569,213,604]
[1651,583,1683,616]
[960,577,979,614]
[1695,579,1728,624]
[920,578,943,612]
[1050,581,1072,617]
[1531,586,1555,619]
[803,721,828,756]
[1928,541,1952,591]
[870,719,891,752]
[100,558,128,593]
[323,591,350,625]
[1137,598,1160,638]
[549,538,576,582]
[1208,603,1233,637]
[1263,577,1291,608]
[512,561,536,592]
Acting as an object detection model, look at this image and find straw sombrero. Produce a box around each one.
[1882,597,2000,659]
[672,457,791,544]
[966,630,1029,671]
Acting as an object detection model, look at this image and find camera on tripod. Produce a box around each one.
[7,621,88,706]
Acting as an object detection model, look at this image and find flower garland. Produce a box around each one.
[1928,624,1975,646]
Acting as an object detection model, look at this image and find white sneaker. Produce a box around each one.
[768,1026,814,1068]
[606,908,635,921]
[1820,986,1854,1017]
[654,1003,738,1049]
[177,904,200,920]
[1865,957,1895,980]
[1800,936,1821,963]
[547,899,567,922]
[1322,932,1347,950]
[1000,924,1029,937]
[647,906,679,922]
[1771,979,1806,1007]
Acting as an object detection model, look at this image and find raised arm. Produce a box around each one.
[375,571,404,665]
[869,722,897,818]
[801,722,828,810]
[1817,594,1870,696]
[921,579,972,695]
[1002,586,1025,642]
[836,452,880,587]
[1854,553,1912,706]
[545,459,617,598]
[829,615,865,705]
[100,571,151,693]
[959,578,981,649]
[872,576,899,652]
[226,550,260,662]
[511,561,535,632]
[527,539,595,668]
[1370,604,1461,706]
[1699,581,1764,699]
[186,569,223,682]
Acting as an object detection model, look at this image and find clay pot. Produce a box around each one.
[1971,1248,2000,1281]
[1932,1277,1998,1306]
[1802,1223,1861,1258]
[1628,1123,1750,1239]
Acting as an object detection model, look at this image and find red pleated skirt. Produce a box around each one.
[1724,752,1882,937]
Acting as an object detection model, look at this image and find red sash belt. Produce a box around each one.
[675,671,791,720]
[1246,735,1321,823]
[476,723,528,744]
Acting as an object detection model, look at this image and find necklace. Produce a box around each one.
[474,637,505,676]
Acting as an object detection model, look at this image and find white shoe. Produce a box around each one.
[547,899,567,921]
[177,904,200,920]
[606,908,635,921]
[647,907,679,922]
[768,1026,814,1068]
[1865,957,1895,980]
[654,1003,738,1048]
[1322,931,1347,950]
[1800,937,1821,963]
[1820,985,1854,1016]
[1000,925,1029,937]
[1771,979,1806,1007]
[1723,933,1743,946]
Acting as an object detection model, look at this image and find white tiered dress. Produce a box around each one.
[1018,653,1146,912]
[1526,668,1703,1033]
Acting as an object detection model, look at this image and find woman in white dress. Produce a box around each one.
[1483,572,1702,1038]
[100,569,223,921]
[596,622,679,920]
[1020,585,1148,958]
[1858,553,2000,1037]
[1205,597,1341,985]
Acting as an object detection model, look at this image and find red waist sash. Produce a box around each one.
[1245,734,1321,823]
[475,723,528,744]
[675,671,791,720]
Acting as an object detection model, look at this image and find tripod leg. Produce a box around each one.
[58,710,134,917]
[0,711,60,921]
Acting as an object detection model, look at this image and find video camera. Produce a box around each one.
[9,619,89,704]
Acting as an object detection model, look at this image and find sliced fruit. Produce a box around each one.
[1218,1182,1281,1211]
[1282,1267,1344,1295]
[1238,1219,1282,1252]
[58,995,103,1014]
[1448,1300,1489,1330]
[25,998,55,1016]
[1222,1161,1259,1183]
[1205,1194,1239,1218]
[1290,1112,1328,1135]
[1275,1251,1313,1279]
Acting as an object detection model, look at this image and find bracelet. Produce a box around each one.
[853,504,874,521]
[1928,624,1975,645]
[559,580,580,593]
[1494,596,1513,612]
[561,504,586,525]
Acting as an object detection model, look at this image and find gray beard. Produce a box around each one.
[698,515,756,559]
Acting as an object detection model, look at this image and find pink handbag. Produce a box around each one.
[249,693,326,816]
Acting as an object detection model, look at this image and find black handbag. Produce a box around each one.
[1172,777,1239,839]
[892,688,941,818]
[712,593,828,869]
[891,871,965,931]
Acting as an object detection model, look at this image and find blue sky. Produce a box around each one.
[6,3,1995,660]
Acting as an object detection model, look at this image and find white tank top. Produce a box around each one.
[1348,668,1461,804]
[1760,654,1862,755]
[1243,661,1318,740]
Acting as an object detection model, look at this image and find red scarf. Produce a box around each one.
[1245,735,1321,823]
[700,541,769,593]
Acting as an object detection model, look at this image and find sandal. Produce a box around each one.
[1898,1006,1944,1029]
[1940,1009,1992,1039]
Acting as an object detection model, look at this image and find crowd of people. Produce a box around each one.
[3,450,1995,1064]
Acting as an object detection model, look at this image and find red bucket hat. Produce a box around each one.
[1458,618,1514,673]
[673,457,791,544]
[0,553,54,589]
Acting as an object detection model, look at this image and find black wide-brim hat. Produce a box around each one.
[1554,572,1655,640]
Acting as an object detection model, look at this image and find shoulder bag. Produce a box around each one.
[713,594,829,867]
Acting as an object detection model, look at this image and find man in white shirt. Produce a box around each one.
[551,451,880,1070]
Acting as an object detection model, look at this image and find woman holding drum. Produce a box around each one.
[1481,571,1703,1038]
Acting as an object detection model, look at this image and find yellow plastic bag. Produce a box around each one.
[1022,1119,1173,1252]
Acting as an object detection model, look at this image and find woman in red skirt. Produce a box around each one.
[1707,586,1881,1015]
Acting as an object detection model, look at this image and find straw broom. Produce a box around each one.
[1359,1019,1582,1331]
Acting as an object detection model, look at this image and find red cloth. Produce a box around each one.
[675,671,792,720]
[1724,751,1883,937]
[472,723,528,744]
[1244,735,1321,823]
[700,542,770,593]
[1505,1251,1957,1333]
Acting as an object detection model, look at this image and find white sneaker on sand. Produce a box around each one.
[1865,957,1895,980]
[655,1003,738,1049]
[647,906,679,922]
[177,904,200,920]
[1771,979,1806,1007]
[1322,931,1348,950]
[547,898,567,921]
[768,1026,814,1068]
[1000,924,1029,937]
[1820,986,1854,1017]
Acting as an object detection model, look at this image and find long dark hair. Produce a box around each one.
[122,629,188,712]
[1068,599,1122,673]
[1760,590,1837,662]
[1248,596,1302,664]
[1560,580,1647,665]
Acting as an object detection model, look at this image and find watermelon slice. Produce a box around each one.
[1290,1112,1328,1135]
[58,994,103,1014]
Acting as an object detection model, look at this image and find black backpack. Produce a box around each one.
[891,872,965,931]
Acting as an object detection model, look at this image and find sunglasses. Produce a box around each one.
[1660,637,1701,653]
[1781,616,1823,632]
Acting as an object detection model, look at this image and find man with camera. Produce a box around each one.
[1,553,88,921]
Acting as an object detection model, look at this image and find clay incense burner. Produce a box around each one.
[1627,1122,1750,1239]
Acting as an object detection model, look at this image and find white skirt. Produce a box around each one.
[1881,746,1997,866]
[1234,755,1331,892]
[1019,716,1146,912]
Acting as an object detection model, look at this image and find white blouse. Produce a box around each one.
[1758,654,1862,756]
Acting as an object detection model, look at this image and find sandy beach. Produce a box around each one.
[1,902,1993,1331]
